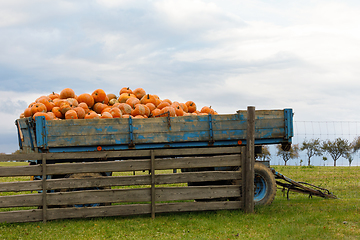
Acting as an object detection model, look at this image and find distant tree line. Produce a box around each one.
[256,137,360,166]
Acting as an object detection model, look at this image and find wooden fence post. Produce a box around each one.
[151,150,156,219]
[243,106,255,213]
[42,153,47,223]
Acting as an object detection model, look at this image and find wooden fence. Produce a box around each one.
[0,145,254,223]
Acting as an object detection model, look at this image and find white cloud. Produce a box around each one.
[1,0,360,158]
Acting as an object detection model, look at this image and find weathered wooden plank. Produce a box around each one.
[44,154,241,175]
[236,109,284,120]
[0,209,42,223]
[0,153,43,162]
[0,165,42,177]
[47,188,151,206]
[0,171,241,192]
[153,146,242,157]
[0,146,242,162]
[43,112,285,147]
[154,171,241,185]
[46,126,284,147]
[46,201,242,220]
[154,154,241,170]
[0,200,243,223]
[45,186,240,206]
[0,180,42,192]
[0,194,42,208]
[155,200,242,213]
[156,186,240,202]
[45,146,240,160]
[47,204,152,221]
[46,159,151,175]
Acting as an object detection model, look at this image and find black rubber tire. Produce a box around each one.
[253,162,276,205]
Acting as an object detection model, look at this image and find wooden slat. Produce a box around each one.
[156,186,240,202]
[0,209,42,223]
[0,165,42,177]
[0,146,242,162]
[0,153,43,162]
[0,194,42,208]
[155,201,242,213]
[45,115,285,147]
[43,154,240,175]
[47,188,151,206]
[0,171,241,192]
[0,180,42,192]
[0,200,243,223]
[154,154,241,170]
[45,186,240,206]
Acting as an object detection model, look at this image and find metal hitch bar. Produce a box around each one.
[271,169,337,200]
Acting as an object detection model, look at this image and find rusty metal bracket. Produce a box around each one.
[155,111,171,129]
[128,116,135,148]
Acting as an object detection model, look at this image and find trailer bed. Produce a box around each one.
[16,109,293,153]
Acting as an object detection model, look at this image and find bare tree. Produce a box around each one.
[300,138,323,166]
[344,153,353,166]
[255,145,271,161]
[322,138,351,167]
[352,136,360,152]
[276,144,299,166]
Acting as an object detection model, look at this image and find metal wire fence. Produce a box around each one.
[271,121,360,166]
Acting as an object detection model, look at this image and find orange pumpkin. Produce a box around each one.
[60,88,75,99]
[66,98,79,108]
[24,108,32,117]
[36,96,54,112]
[59,101,72,115]
[126,97,140,109]
[73,107,86,119]
[33,112,51,120]
[162,99,172,105]
[118,103,132,115]
[161,106,176,117]
[92,89,107,103]
[151,108,162,117]
[46,112,56,120]
[101,107,112,114]
[140,94,157,105]
[145,103,156,113]
[93,102,108,114]
[77,93,95,108]
[157,101,170,110]
[109,107,122,118]
[84,111,100,119]
[133,88,146,99]
[143,104,150,117]
[119,87,133,95]
[52,107,64,119]
[175,105,184,116]
[48,92,60,100]
[78,102,90,114]
[185,101,196,113]
[200,106,216,115]
[100,112,113,118]
[31,103,47,115]
[119,93,136,103]
[131,104,146,116]
[179,103,188,113]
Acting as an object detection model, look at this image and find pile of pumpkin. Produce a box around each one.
[20,87,218,120]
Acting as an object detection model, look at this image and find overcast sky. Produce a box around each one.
[1,0,360,165]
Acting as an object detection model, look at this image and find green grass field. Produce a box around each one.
[0,165,359,240]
